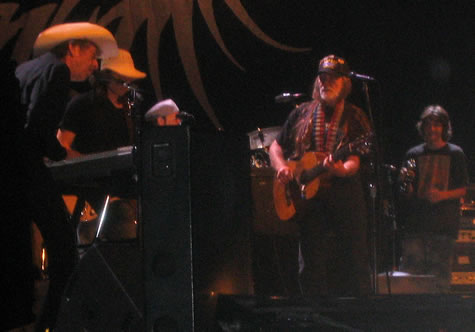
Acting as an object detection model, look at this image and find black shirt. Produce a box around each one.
[401,142,469,237]
[276,100,371,160]
[60,90,131,154]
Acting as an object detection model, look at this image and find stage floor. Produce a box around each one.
[7,277,475,331]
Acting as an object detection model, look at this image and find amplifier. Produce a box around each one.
[459,215,475,229]
[449,184,474,292]
[457,229,475,243]
[451,244,475,292]
[452,244,475,272]
[451,271,475,292]
[451,272,475,285]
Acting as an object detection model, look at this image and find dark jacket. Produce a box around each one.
[15,52,70,161]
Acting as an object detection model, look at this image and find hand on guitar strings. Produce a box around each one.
[323,154,359,178]
[276,165,293,184]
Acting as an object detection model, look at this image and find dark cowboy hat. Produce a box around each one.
[317,55,350,76]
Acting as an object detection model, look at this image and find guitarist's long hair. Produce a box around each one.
[290,76,352,159]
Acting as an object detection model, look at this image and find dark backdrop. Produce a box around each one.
[2,1,474,173]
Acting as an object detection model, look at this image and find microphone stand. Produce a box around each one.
[360,81,384,295]
[127,87,144,248]
[384,166,398,272]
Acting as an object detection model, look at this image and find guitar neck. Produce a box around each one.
[333,144,351,162]
[300,144,352,184]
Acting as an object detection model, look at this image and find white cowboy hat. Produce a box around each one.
[145,99,180,120]
[101,49,146,80]
[33,22,118,59]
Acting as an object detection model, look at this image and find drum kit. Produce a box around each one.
[62,195,137,249]
[33,195,137,275]
[247,126,281,168]
[75,197,137,247]
[247,91,306,167]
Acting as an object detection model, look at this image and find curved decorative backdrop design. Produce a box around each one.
[0,0,310,130]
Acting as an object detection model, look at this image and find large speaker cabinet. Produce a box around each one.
[139,126,193,331]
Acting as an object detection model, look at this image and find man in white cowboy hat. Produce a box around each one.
[13,22,118,331]
[17,22,118,160]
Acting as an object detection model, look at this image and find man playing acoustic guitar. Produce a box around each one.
[269,55,372,296]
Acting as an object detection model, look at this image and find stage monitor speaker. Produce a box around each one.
[215,294,475,331]
[56,241,143,331]
[139,126,194,331]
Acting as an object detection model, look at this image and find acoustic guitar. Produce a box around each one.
[273,133,373,221]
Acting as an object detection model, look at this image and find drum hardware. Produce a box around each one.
[94,196,137,242]
[247,126,281,150]
[250,149,271,168]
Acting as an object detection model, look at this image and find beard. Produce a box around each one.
[320,89,343,107]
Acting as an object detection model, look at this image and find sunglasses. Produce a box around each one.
[111,76,130,87]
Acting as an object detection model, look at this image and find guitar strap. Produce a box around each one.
[314,102,344,153]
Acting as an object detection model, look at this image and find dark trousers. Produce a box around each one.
[1,145,35,330]
[399,233,455,293]
[1,198,35,330]
[298,178,371,296]
[23,157,78,330]
[251,233,300,296]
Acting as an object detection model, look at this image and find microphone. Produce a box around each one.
[123,82,145,92]
[128,90,143,102]
[274,92,306,104]
[349,71,376,81]
[123,82,138,90]
[176,111,195,121]
[122,82,154,96]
